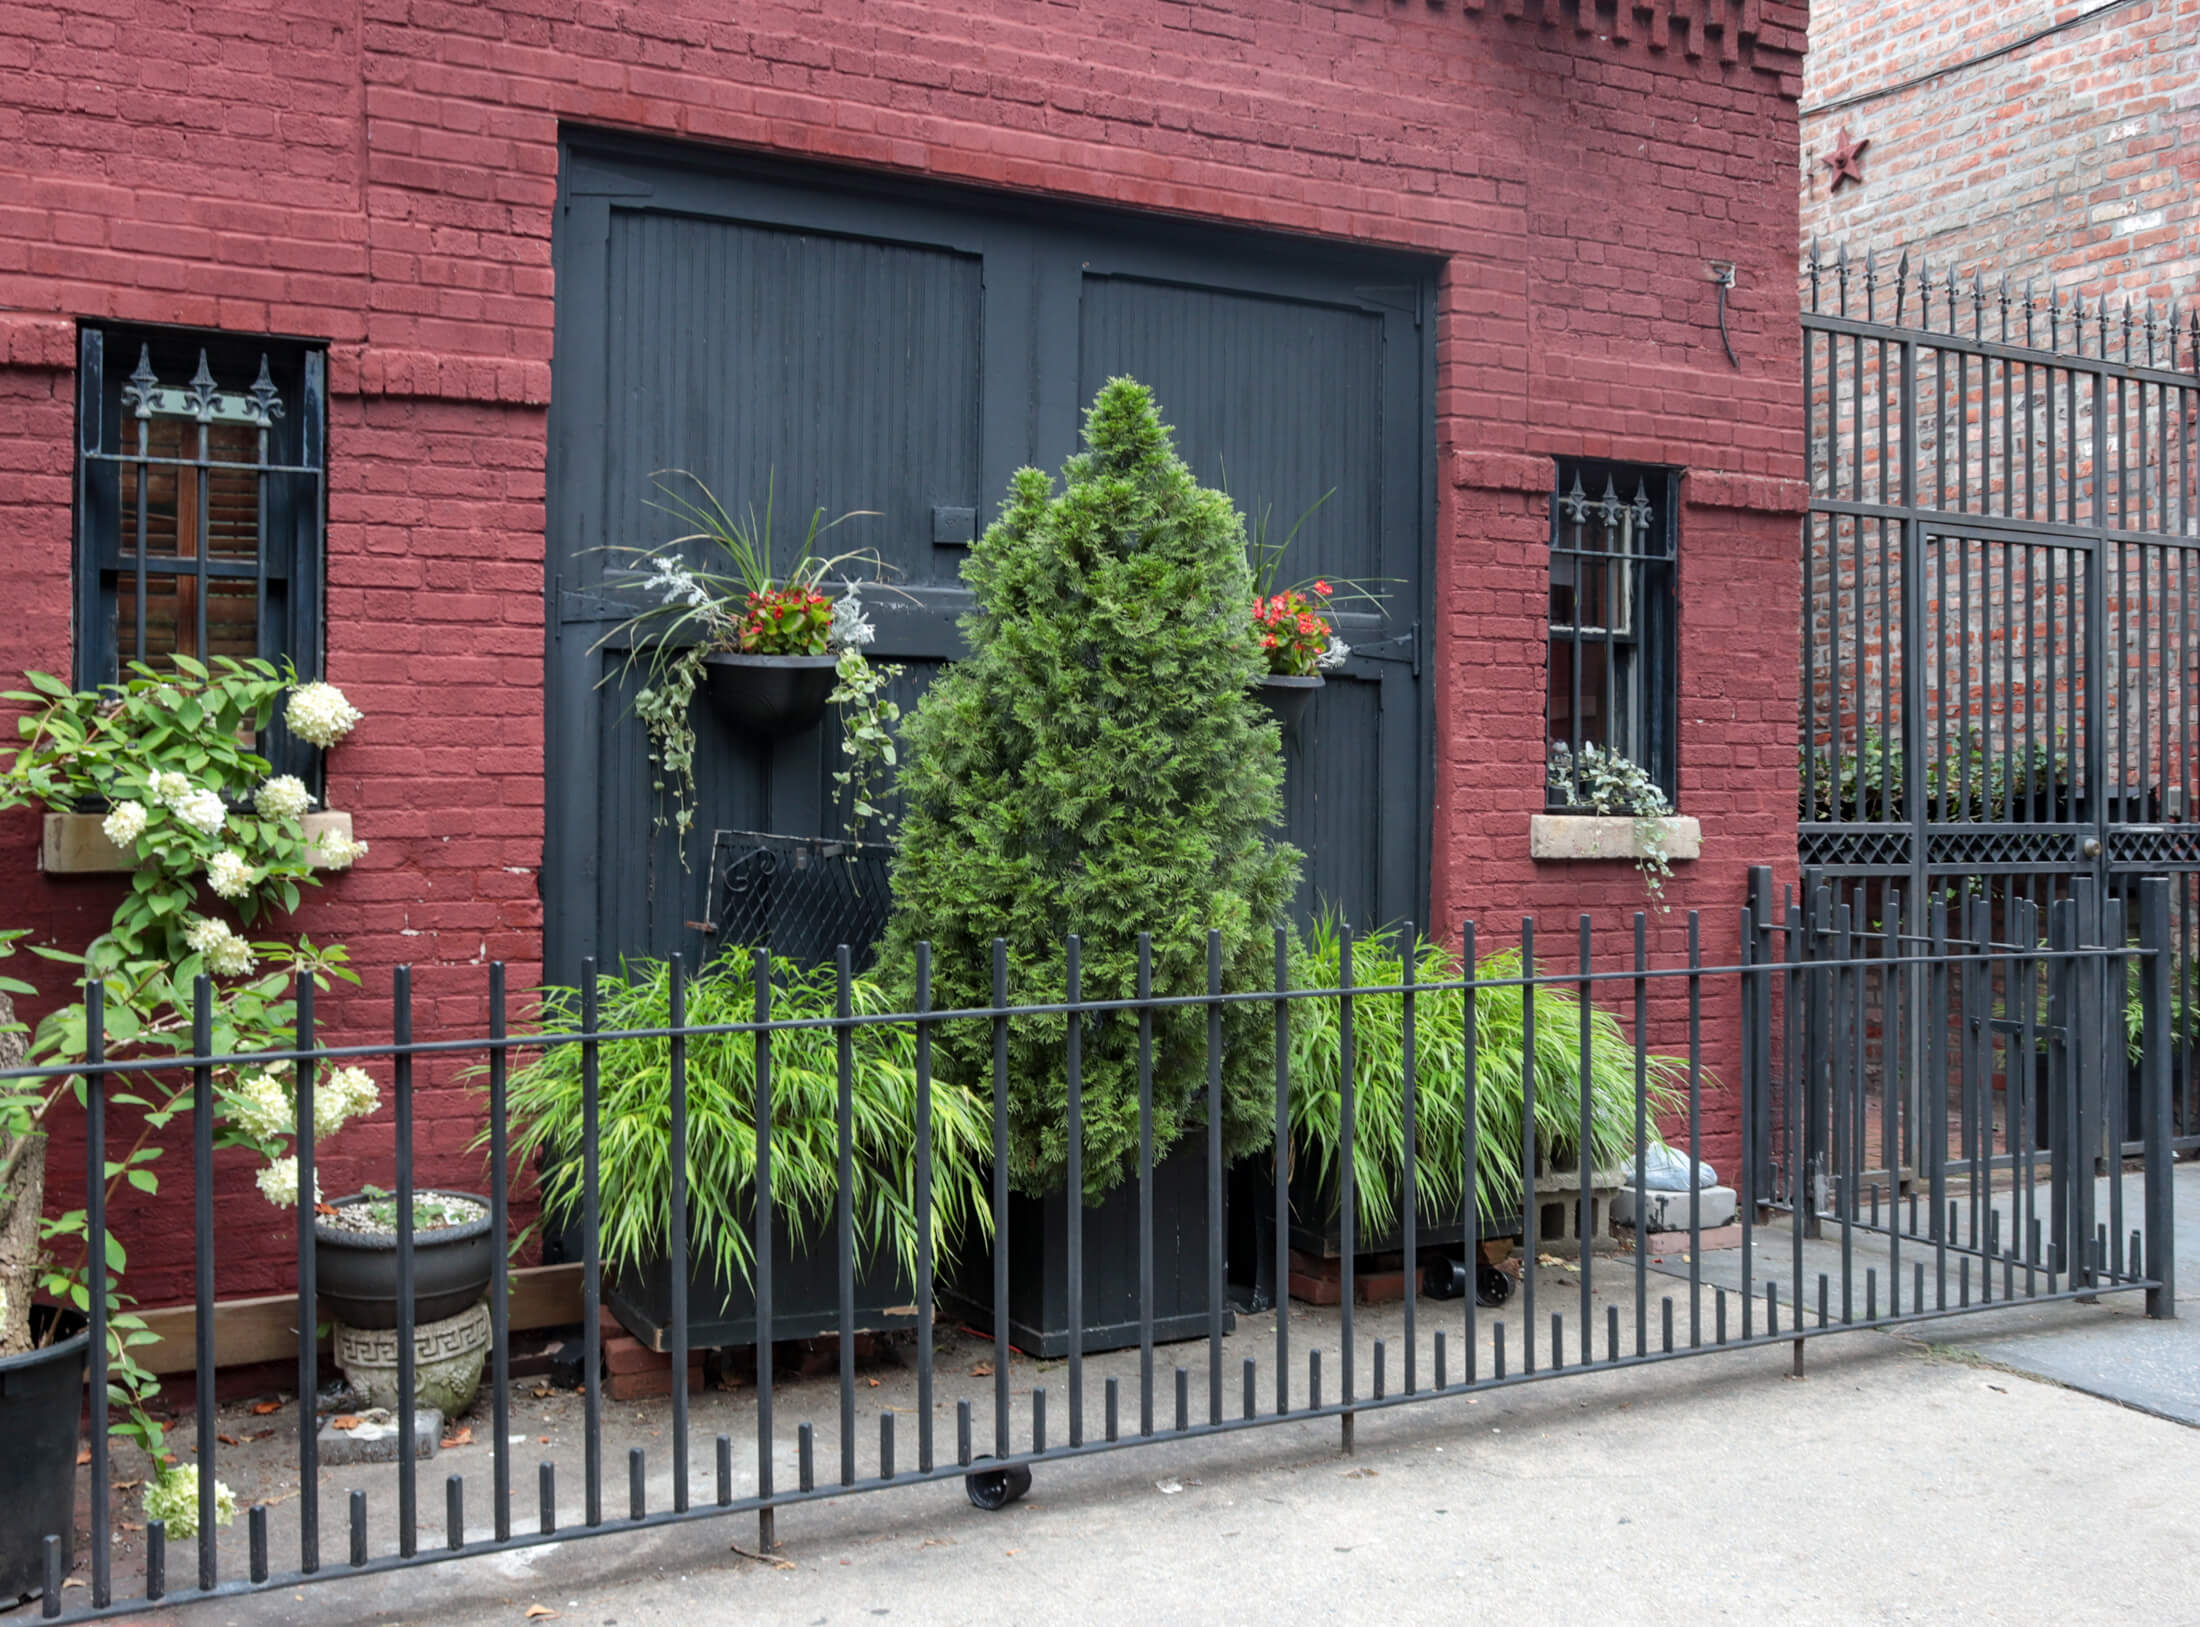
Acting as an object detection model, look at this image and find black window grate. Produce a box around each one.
[1546,459,1679,806]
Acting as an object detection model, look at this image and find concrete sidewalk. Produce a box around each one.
[167,1315,2197,1627]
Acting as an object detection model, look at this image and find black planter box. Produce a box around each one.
[945,1139,1231,1359]
[606,1226,917,1353]
[1281,1151,1520,1259]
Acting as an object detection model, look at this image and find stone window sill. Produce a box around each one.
[1528,813,1702,863]
[41,810,357,874]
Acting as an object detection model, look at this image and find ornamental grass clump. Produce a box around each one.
[881,377,1301,1200]
[1286,919,1690,1236]
[499,951,992,1286]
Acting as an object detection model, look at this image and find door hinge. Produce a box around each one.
[1354,622,1420,678]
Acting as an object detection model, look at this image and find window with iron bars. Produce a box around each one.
[1545,459,1678,807]
[74,325,327,779]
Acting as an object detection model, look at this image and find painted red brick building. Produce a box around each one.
[0,0,1808,1307]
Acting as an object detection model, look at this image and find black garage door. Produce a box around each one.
[545,135,1435,986]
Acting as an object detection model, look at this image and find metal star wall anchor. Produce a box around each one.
[1826,127,1869,191]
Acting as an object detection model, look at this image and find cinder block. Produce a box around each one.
[1613,1185,1739,1231]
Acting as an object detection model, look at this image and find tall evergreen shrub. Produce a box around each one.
[881,378,1301,1200]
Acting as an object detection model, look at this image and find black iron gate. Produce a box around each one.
[1798,245,2200,1151]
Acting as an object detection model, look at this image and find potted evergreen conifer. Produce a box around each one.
[882,378,1301,1355]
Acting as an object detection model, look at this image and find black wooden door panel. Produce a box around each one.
[548,138,1433,983]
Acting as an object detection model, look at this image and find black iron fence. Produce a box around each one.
[4,878,2179,1621]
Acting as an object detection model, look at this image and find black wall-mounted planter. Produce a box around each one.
[1255,673,1322,739]
[702,652,839,741]
[944,1139,1230,1359]
[0,1315,86,1603]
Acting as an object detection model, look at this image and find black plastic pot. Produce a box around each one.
[607,1224,917,1352]
[1255,673,1322,739]
[1278,1149,1522,1260]
[701,652,839,740]
[313,1191,496,1329]
[944,1139,1230,1359]
[1,1313,86,1603]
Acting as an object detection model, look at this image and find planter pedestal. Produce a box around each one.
[335,1300,491,1417]
[945,1140,1230,1358]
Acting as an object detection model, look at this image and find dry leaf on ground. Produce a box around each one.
[969,1362,994,1377]
[251,1400,282,1415]
[217,1434,243,1446]
[442,1426,474,1448]
[331,1416,362,1432]
[523,1607,558,1621]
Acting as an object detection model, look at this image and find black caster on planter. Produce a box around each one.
[1423,1257,1514,1308]
[965,1460,1033,1511]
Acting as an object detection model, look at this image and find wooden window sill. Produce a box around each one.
[41,810,357,874]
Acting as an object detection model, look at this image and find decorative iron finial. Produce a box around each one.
[1970,271,1986,339]
[1917,256,1933,330]
[2121,300,2133,364]
[1997,275,2011,342]
[121,344,159,420]
[185,351,219,422]
[2023,278,2036,347]
[1597,474,1624,530]
[1894,250,1910,324]
[1863,248,1878,322]
[1835,243,1850,317]
[1807,238,1822,311]
[1561,471,1590,525]
[2143,303,2158,368]
[246,354,285,428]
[1629,479,1654,533]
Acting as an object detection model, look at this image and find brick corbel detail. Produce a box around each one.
[1452,450,1550,492]
[329,345,552,407]
[1685,470,1811,515]
[0,313,77,371]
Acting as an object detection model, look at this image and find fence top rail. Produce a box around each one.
[0,934,2151,1086]
[1802,241,2199,377]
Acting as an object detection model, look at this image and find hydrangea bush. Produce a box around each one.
[0,656,375,1529]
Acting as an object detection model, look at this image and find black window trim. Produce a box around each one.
[74,322,328,784]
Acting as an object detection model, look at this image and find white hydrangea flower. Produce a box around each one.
[205,850,254,899]
[174,788,226,838]
[254,1155,319,1209]
[311,829,369,871]
[285,681,362,749]
[252,775,315,822]
[142,1464,237,1540]
[101,800,149,847]
[183,916,256,979]
[228,1071,292,1142]
[151,770,195,808]
[320,1065,381,1137]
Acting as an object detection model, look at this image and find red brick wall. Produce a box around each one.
[1,0,1806,1305]
[1799,0,2198,303]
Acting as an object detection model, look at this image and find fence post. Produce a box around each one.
[2139,878,2177,1319]
[1747,866,1776,1210]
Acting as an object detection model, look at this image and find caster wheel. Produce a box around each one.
[1476,1264,1514,1307]
[965,1461,1033,1511]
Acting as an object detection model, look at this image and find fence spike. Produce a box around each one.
[2143,302,2158,367]
[1894,249,1909,323]
[2022,276,2036,346]
[1915,255,1932,329]
[1836,242,1850,316]
[1970,270,1986,337]
[2121,298,2134,363]
[1808,237,1823,311]
[1998,274,2011,341]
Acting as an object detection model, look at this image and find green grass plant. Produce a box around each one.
[498,949,991,1289]
[1286,918,1690,1235]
